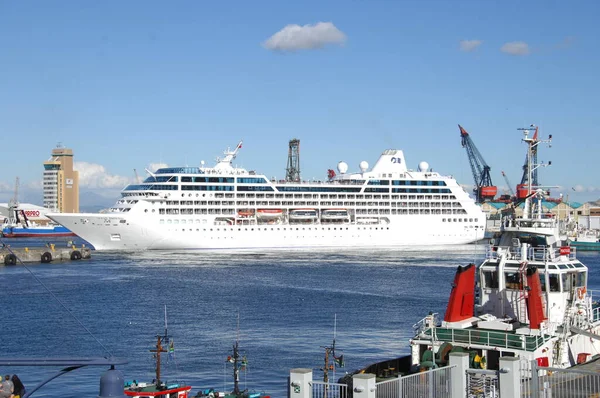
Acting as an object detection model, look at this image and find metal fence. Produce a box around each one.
[375,366,454,398]
[466,369,498,398]
[375,377,399,398]
[311,380,349,398]
[521,359,600,397]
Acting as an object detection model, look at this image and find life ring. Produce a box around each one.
[4,253,17,266]
[577,287,587,300]
[70,250,82,261]
[40,251,53,263]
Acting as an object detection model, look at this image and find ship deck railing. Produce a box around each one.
[418,327,553,352]
[311,380,348,398]
[485,245,577,262]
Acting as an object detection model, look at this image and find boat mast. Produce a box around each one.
[232,312,241,396]
[150,305,169,386]
[151,335,167,385]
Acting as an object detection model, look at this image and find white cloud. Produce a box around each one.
[501,41,530,56]
[459,40,483,52]
[263,22,346,52]
[74,161,132,189]
[26,180,43,190]
[147,162,169,173]
[0,181,11,193]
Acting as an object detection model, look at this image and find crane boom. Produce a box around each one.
[501,171,515,196]
[459,124,497,203]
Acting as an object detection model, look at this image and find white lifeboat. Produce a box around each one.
[321,209,349,220]
[256,209,283,219]
[289,209,318,220]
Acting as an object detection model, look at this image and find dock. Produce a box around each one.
[1,245,92,266]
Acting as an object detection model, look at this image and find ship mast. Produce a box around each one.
[321,315,342,398]
[150,305,169,386]
[232,313,242,396]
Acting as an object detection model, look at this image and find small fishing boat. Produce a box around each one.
[194,321,270,398]
[125,309,192,398]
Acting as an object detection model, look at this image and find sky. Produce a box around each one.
[1,0,599,206]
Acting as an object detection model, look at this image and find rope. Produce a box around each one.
[1,238,113,357]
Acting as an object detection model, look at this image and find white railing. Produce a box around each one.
[392,366,453,398]
[521,359,600,397]
[485,245,578,262]
[375,377,399,398]
[311,380,349,398]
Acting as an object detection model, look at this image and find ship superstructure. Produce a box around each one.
[47,142,485,250]
[409,190,600,372]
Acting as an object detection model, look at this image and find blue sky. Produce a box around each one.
[1,0,599,205]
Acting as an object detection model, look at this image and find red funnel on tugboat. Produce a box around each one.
[443,263,476,322]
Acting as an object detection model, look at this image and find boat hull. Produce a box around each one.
[570,241,600,251]
[47,212,485,251]
[1,225,76,238]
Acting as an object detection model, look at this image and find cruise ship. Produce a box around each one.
[47,142,486,251]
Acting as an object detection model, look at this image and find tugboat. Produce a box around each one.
[342,127,600,381]
[124,310,192,398]
[407,188,600,372]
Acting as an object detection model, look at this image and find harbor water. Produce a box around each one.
[1,238,599,397]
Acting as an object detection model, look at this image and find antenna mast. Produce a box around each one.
[285,139,301,182]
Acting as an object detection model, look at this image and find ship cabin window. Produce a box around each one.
[505,271,521,290]
[549,274,560,292]
[576,271,586,287]
[483,270,499,289]
[561,271,586,292]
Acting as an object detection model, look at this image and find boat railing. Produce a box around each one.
[311,380,348,398]
[420,327,552,352]
[587,290,600,323]
[484,245,577,261]
[413,313,440,335]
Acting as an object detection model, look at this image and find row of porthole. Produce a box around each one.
[167,226,392,232]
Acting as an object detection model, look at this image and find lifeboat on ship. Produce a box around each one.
[289,209,318,220]
[321,209,349,220]
[237,209,255,218]
[256,209,283,219]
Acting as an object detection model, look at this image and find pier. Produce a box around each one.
[1,245,91,266]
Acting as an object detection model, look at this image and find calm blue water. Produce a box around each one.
[1,238,599,397]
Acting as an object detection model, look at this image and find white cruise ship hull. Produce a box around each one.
[48,212,485,251]
[48,143,487,251]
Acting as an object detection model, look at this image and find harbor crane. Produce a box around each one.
[495,171,516,203]
[459,124,497,203]
[501,171,515,196]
